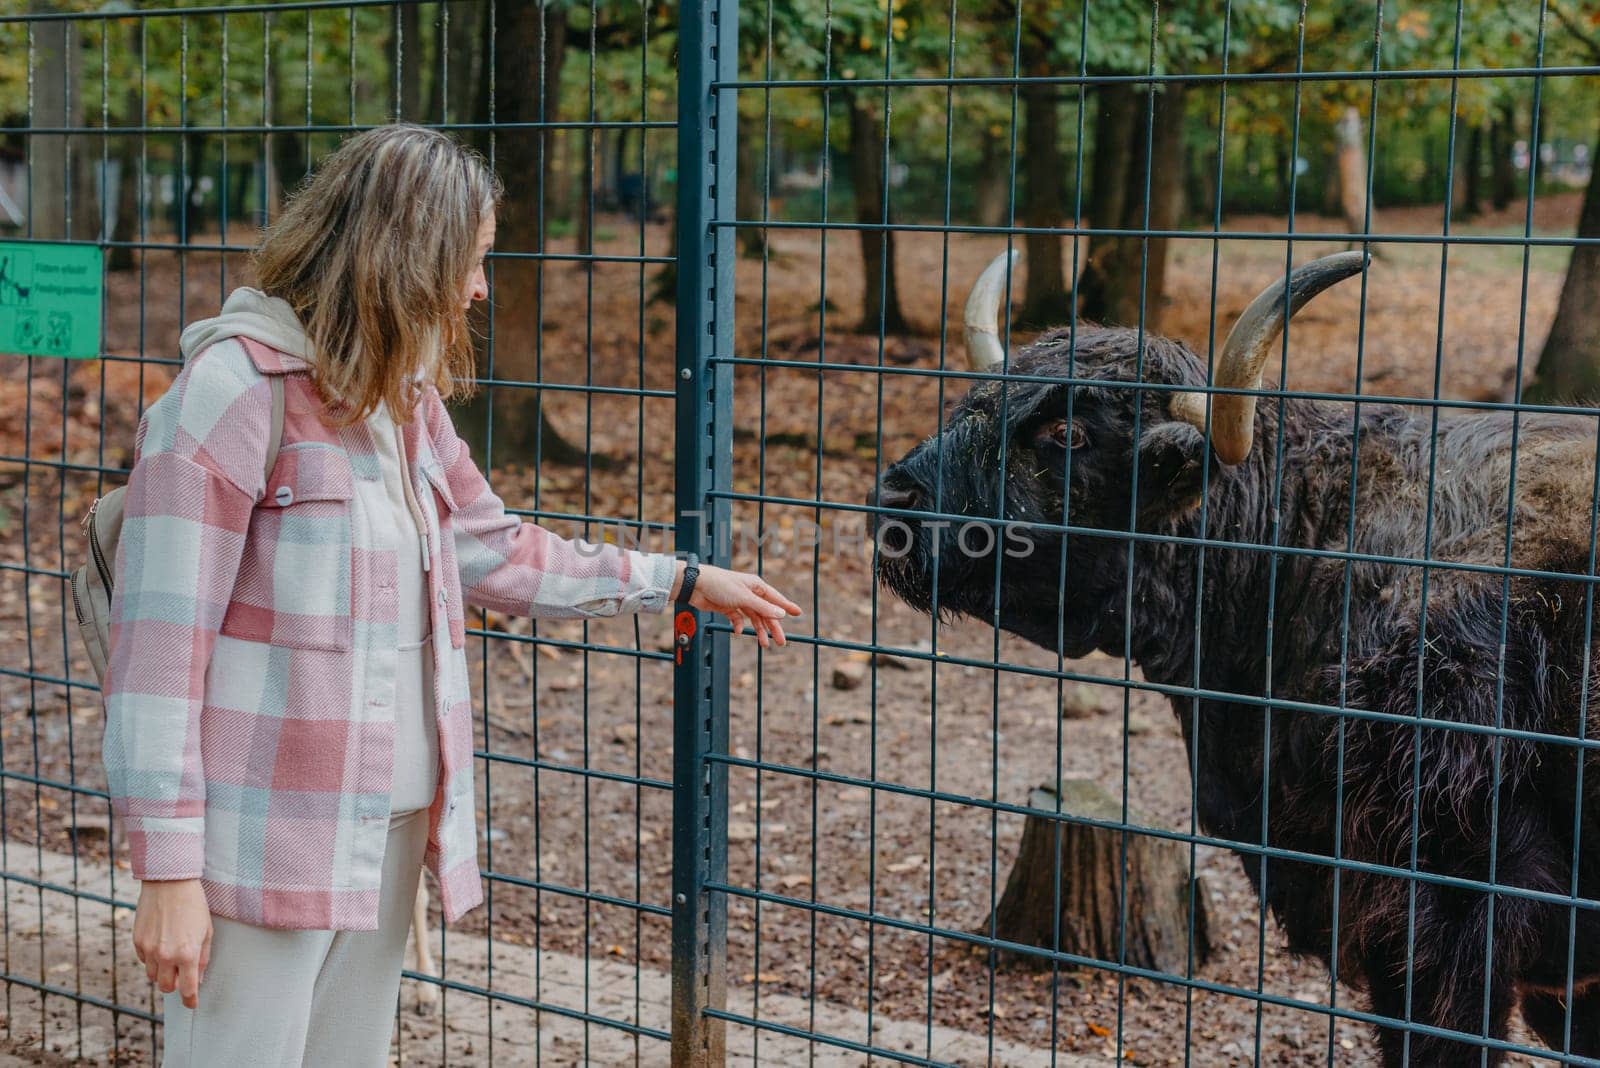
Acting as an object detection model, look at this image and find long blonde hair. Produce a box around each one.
[254,124,502,425]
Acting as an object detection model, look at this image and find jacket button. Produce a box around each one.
[437,589,447,607]
[274,485,294,506]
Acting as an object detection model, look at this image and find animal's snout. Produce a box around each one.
[869,478,924,560]
[868,481,920,514]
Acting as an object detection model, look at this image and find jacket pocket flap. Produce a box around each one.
[263,448,355,507]
[419,458,458,512]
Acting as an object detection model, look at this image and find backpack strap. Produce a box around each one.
[264,375,285,484]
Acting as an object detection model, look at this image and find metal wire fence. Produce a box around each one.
[2,1,680,1063]
[4,1,1600,1066]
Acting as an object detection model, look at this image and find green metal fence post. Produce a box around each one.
[671,0,735,1063]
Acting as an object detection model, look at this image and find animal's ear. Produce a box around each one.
[1135,421,1215,526]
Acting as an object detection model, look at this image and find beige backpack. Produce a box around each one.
[72,377,284,685]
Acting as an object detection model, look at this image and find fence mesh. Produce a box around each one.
[2,1,680,1063]
[3,1,1600,1066]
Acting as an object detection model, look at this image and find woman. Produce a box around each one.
[101,124,799,1066]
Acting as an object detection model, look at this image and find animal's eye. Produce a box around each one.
[1041,419,1087,450]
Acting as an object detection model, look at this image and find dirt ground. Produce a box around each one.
[0,194,1581,1066]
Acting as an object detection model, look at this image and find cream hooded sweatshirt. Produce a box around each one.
[179,287,440,814]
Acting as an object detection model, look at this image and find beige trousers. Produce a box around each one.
[160,808,430,1068]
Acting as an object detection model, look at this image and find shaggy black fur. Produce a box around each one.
[874,326,1600,1065]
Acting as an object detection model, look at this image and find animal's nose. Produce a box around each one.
[869,482,919,513]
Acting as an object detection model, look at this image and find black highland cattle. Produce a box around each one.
[874,251,1600,1065]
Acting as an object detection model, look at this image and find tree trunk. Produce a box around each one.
[470,0,494,156]
[1140,83,1187,330]
[1076,85,1187,330]
[974,127,1010,229]
[1465,123,1485,215]
[610,126,627,203]
[1190,116,1220,221]
[228,153,253,223]
[576,125,594,255]
[494,3,566,253]
[650,212,677,304]
[1320,152,1342,218]
[1491,104,1516,210]
[436,0,479,124]
[429,1,478,124]
[395,1,424,120]
[28,17,78,239]
[459,0,589,465]
[108,62,142,272]
[1088,84,1134,236]
[108,136,141,271]
[1336,106,1372,243]
[271,34,307,201]
[1423,133,1441,201]
[991,780,1214,974]
[1074,86,1134,326]
[1452,121,1481,221]
[543,15,570,249]
[180,132,207,237]
[1527,131,1600,403]
[488,3,566,250]
[426,4,446,123]
[1017,75,1071,328]
[736,112,767,258]
[850,98,909,335]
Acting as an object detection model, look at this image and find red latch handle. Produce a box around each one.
[673,610,697,666]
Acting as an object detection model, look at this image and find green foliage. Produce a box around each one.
[1,0,1597,231]
[0,1,410,129]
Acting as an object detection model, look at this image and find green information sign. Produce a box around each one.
[0,241,104,359]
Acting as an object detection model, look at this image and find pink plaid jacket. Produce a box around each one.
[102,336,676,930]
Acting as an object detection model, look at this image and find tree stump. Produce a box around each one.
[991,779,1214,975]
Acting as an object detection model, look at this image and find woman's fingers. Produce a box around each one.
[178,953,203,1009]
[748,597,786,619]
[747,578,801,616]
[145,940,204,1007]
[156,960,180,996]
[748,602,778,647]
[726,606,775,648]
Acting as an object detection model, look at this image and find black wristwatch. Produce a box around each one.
[676,553,700,607]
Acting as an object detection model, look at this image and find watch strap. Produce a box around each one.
[676,553,700,606]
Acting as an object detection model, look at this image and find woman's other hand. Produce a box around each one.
[133,879,213,1009]
[679,563,802,648]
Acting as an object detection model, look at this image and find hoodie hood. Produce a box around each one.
[179,287,312,367]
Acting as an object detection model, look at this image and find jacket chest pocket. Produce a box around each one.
[221,447,356,652]
[418,457,458,518]
[417,457,465,649]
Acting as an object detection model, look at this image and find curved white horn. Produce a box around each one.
[1171,251,1368,465]
[963,250,1020,372]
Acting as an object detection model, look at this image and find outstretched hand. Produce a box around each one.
[677,563,801,648]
